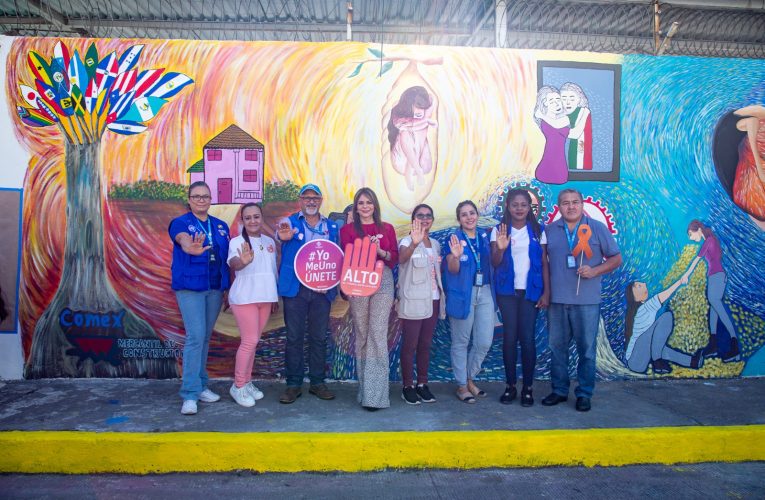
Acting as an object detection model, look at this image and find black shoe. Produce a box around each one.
[363,406,380,412]
[701,335,718,358]
[520,386,534,407]
[652,359,672,374]
[541,393,568,406]
[500,385,517,405]
[722,337,741,363]
[416,384,436,403]
[690,350,705,369]
[402,386,421,405]
[575,397,591,412]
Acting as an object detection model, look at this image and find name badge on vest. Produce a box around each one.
[209,251,216,263]
[566,254,576,269]
[474,271,484,287]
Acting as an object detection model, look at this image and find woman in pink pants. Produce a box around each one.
[227,203,279,407]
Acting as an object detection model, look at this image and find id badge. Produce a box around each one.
[209,251,216,263]
[474,271,484,287]
[566,254,576,269]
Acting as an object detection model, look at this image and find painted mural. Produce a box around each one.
[3,38,764,381]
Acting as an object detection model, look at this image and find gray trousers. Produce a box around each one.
[707,272,736,338]
[449,285,495,386]
[627,311,691,373]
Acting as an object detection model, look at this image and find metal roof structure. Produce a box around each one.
[1,0,764,57]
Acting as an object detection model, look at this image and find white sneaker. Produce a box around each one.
[199,388,220,403]
[230,383,256,407]
[246,382,265,401]
[181,400,197,415]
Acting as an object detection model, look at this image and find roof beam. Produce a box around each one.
[25,0,90,36]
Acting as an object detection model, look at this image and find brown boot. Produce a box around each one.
[308,383,335,400]
[279,386,302,404]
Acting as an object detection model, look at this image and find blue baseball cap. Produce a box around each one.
[299,183,322,196]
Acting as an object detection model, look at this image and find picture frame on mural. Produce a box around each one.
[0,188,22,333]
[537,61,621,182]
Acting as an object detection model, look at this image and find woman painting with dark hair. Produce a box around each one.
[491,189,550,406]
[226,203,278,407]
[168,181,230,415]
[685,220,739,361]
[340,187,398,411]
[388,86,436,191]
[624,278,703,374]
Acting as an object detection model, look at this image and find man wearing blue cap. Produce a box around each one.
[276,183,339,403]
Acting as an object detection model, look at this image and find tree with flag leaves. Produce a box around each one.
[18,41,193,378]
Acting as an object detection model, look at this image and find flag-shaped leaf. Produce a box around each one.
[95,52,118,92]
[17,106,54,127]
[121,96,167,123]
[107,120,147,135]
[67,50,89,95]
[53,41,71,73]
[83,43,99,80]
[19,85,41,109]
[110,69,137,97]
[35,98,58,122]
[28,51,53,86]
[35,80,65,116]
[145,72,193,99]
[117,45,144,74]
[134,69,164,96]
[107,90,135,123]
[70,85,86,117]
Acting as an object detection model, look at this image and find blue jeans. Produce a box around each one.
[282,285,331,387]
[449,285,495,387]
[547,303,600,399]
[176,289,223,401]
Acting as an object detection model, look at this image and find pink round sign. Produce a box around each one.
[294,239,344,291]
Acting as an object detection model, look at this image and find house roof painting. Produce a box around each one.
[187,159,205,173]
[204,124,264,150]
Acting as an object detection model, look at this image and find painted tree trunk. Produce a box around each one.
[24,141,178,378]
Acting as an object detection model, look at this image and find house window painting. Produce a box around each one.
[187,124,265,204]
[243,169,258,182]
[535,61,621,183]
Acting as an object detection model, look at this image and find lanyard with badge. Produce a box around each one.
[303,218,328,237]
[564,218,583,269]
[462,230,484,287]
[196,218,216,262]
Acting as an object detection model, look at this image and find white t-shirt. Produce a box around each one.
[399,236,440,300]
[490,226,547,290]
[625,296,662,359]
[227,234,278,305]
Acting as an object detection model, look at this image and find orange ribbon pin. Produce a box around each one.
[572,224,593,259]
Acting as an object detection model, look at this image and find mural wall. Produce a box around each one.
[3,37,764,381]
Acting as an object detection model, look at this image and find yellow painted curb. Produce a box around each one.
[1,425,764,474]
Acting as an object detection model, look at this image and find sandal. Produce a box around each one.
[467,380,487,398]
[456,387,476,404]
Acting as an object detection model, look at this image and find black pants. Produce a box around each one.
[282,285,331,387]
[497,291,538,388]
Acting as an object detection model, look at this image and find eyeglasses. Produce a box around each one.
[300,196,322,203]
[189,195,211,201]
[414,213,434,220]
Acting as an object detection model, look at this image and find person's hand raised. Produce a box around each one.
[448,234,464,258]
[182,232,211,256]
[237,241,254,266]
[495,223,510,251]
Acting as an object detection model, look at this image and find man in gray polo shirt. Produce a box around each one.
[542,189,622,412]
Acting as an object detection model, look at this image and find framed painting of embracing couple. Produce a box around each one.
[535,61,621,184]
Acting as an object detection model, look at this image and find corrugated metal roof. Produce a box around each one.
[0,0,763,57]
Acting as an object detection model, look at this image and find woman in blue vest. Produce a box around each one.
[168,181,230,416]
[443,200,495,403]
[490,189,550,407]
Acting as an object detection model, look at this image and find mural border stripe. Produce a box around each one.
[1,425,764,473]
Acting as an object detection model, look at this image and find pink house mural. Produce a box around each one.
[187,124,265,204]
